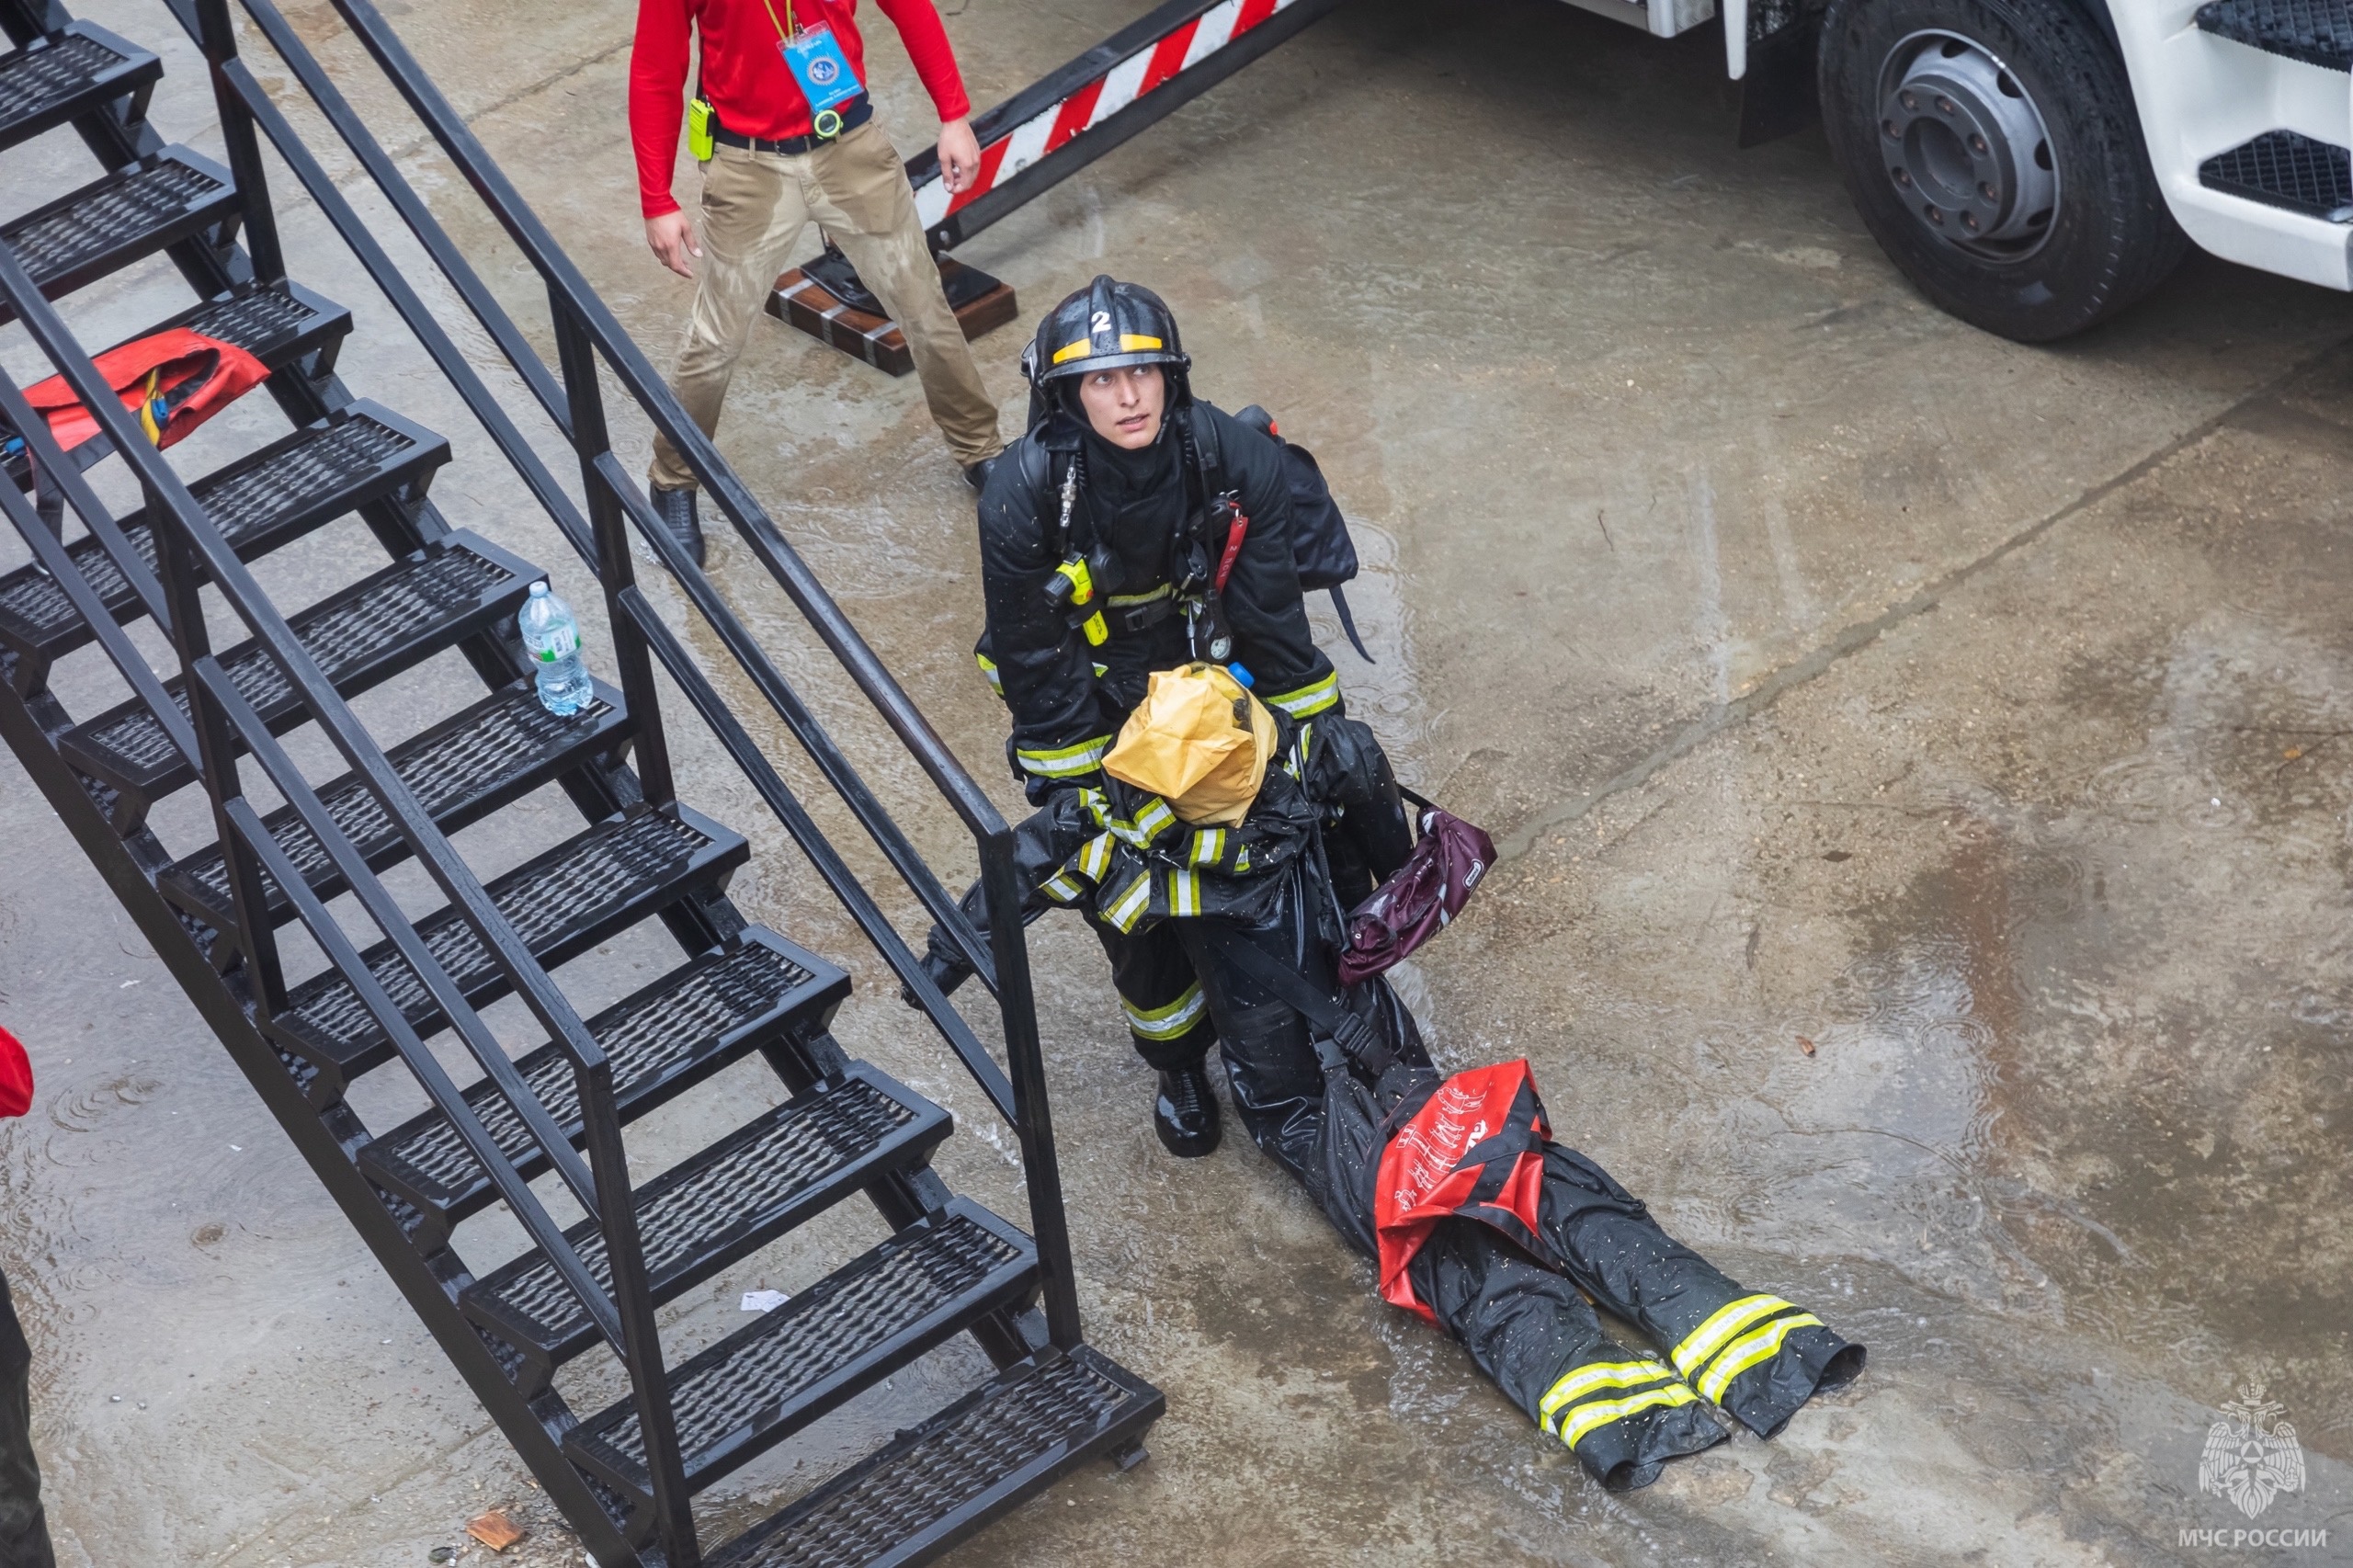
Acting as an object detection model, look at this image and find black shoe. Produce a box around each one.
[963,455,999,494]
[1154,1065,1222,1158]
[650,483,706,568]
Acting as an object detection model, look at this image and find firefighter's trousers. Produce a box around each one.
[1172,889,1863,1490]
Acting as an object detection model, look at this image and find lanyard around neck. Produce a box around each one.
[760,0,800,40]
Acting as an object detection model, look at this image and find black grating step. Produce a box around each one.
[158,676,631,948]
[460,1064,953,1395]
[0,22,160,153]
[55,529,529,829]
[5,280,357,490]
[0,147,236,319]
[2195,0,2353,71]
[569,1200,1038,1540]
[2199,129,2353,221]
[358,927,847,1250]
[267,803,749,1109]
[708,1346,1164,1568]
[0,402,447,693]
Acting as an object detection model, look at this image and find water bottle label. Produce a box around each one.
[533,625,578,662]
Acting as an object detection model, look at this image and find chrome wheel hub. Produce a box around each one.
[1878,31,2059,261]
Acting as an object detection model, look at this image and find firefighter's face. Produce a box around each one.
[1078,364,1165,449]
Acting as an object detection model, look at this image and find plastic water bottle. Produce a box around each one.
[517,582,593,716]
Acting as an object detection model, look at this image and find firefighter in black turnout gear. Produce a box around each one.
[959,708,1868,1491]
[972,278,1347,1157]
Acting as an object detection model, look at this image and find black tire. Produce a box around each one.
[1818,0,2188,342]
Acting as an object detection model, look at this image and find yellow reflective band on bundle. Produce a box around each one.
[1051,337,1092,365]
[1235,845,1250,873]
[1106,583,1172,608]
[1103,871,1153,932]
[1107,796,1177,849]
[1188,828,1226,866]
[1078,833,1113,882]
[1017,735,1111,779]
[1168,869,1201,917]
[974,653,1002,695]
[1119,334,1163,351]
[1040,869,1087,905]
[1122,983,1204,1040]
[1536,1360,1677,1435]
[1699,1313,1824,1405]
[1554,1384,1699,1451]
[1265,672,1340,718]
[1670,1295,1796,1382]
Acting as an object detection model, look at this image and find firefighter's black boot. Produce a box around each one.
[1154,1064,1222,1157]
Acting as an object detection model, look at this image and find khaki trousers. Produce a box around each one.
[648,117,1003,489]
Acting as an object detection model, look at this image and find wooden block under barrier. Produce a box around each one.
[766,256,1017,377]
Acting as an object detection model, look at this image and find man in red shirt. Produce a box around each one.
[631,0,1004,563]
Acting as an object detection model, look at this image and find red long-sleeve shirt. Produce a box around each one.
[631,0,972,218]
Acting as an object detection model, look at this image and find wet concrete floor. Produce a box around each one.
[1,0,2350,1561]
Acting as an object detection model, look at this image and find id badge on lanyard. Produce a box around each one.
[781,20,864,137]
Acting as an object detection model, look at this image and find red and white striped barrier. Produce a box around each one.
[912,0,1303,233]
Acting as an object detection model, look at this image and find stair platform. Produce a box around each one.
[358,927,846,1250]
[6,279,358,489]
[267,802,749,1107]
[2200,129,2353,222]
[707,1346,1163,1568]
[160,676,630,950]
[569,1199,1039,1541]
[460,1063,953,1394]
[0,401,448,694]
[2195,0,2353,71]
[58,529,529,826]
[0,21,160,153]
[0,145,235,317]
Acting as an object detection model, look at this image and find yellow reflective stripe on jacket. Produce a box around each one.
[1671,1295,1796,1381]
[1040,869,1087,905]
[1077,832,1114,882]
[1537,1360,1677,1434]
[1264,671,1339,718]
[1017,735,1111,778]
[1188,827,1226,866]
[1107,795,1178,849]
[974,653,1002,695]
[1699,1313,1824,1404]
[1105,583,1173,608]
[1122,983,1205,1040]
[1102,870,1153,932]
[1554,1383,1699,1451]
[1167,869,1201,917]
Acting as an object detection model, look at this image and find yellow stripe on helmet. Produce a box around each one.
[1051,337,1093,365]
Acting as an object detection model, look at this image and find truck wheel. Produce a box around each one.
[1818,0,2187,342]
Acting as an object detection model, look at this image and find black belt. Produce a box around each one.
[710,97,871,155]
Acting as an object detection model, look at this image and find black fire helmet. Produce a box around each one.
[1021,276,1191,406]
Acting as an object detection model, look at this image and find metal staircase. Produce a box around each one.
[0,0,1160,1563]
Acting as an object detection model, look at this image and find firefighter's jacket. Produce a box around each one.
[977,400,1342,798]
[959,729,1866,1490]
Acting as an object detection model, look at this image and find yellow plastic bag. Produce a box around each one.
[1103,663,1277,827]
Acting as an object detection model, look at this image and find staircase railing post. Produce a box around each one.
[191,0,286,284]
[151,485,285,1015]
[549,291,674,808]
[574,1057,699,1568]
[981,835,1085,1349]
